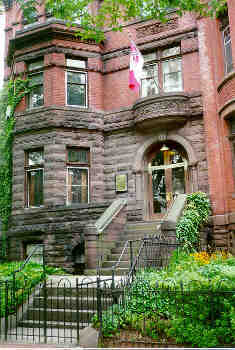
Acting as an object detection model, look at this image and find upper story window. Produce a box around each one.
[66,58,88,107]
[223,26,233,75]
[28,59,44,109]
[66,147,90,205]
[25,149,44,208]
[141,46,182,97]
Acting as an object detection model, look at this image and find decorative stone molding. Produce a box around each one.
[133,93,190,129]
[133,133,198,174]
[14,106,104,134]
[136,18,178,39]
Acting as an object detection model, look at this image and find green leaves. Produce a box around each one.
[93,252,235,346]
[14,0,227,43]
[176,192,211,251]
[0,78,32,258]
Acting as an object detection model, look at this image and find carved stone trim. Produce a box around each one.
[136,18,178,39]
[133,93,190,128]
[133,133,198,173]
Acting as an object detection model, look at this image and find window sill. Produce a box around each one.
[66,104,88,109]
[25,205,45,210]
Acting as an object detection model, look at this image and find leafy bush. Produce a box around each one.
[0,261,65,317]
[94,251,235,347]
[176,192,211,251]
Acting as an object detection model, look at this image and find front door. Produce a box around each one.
[148,143,188,219]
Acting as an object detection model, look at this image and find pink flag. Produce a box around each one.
[129,40,144,92]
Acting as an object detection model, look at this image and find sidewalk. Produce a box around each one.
[0,345,82,349]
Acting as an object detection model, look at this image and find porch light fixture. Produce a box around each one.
[160,144,169,152]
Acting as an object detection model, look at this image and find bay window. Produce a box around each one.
[141,46,182,97]
[66,148,90,205]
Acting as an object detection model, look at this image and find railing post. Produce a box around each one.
[96,275,102,339]
[76,278,80,345]
[4,281,9,341]
[129,240,133,270]
[43,275,47,343]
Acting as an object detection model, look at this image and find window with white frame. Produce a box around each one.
[223,26,233,75]
[141,46,182,97]
[28,59,44,108]
[66,148,90,205]
[66,58,87,107]
[25,149,44,207]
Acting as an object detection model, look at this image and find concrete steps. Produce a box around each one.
[86,221,162,276]
[16,276,116,336]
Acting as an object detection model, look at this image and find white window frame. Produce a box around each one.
[223,25,234,75]
[66,166,89,205]
[28,71,44,109]
[162,57,183,93]
[140,46,183,98]
[66,68,88,108]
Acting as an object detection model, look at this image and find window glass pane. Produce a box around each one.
[67,71,86,84]
[67,168,88,204]
[143,52,157,62]
[142,64,157,78]
[67,84,86,106]
[172,166,185,195]
[28,150,44,166]
[162,47,180,58]
[26,244,43,264]
[28,60,44,71]
[29,85,44,108]
[68,148,89,163]
[67,59,86,69]
[225,42,233,74]
[162,58,182,92]
[141,78,159,97]
[141,65,158,97]
[29,73,43,86]
[223,26,234,74]
[28,168,43,207]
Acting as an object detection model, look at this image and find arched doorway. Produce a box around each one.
[147,141,189,219]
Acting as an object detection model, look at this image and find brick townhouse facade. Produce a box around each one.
[2,0,235,272]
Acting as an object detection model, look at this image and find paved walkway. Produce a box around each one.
[0,345,82,349]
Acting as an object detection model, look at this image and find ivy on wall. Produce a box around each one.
[176,192,211,251]
[0,78,31,258]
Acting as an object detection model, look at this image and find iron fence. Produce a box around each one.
[96,277,235,348]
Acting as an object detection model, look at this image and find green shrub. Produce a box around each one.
[94,251,235,347]
[176,192,211,251]
[0,261,66,317]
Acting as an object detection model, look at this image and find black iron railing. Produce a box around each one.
[95,277,235,348]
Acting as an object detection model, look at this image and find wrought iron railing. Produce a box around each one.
[95,277,235,348]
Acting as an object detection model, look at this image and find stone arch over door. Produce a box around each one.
[133,134,198,220]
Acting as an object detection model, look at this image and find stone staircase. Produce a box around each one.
[13,276,116,345]
[85,221,161,276]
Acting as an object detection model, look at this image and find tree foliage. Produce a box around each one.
[13,0,227,42]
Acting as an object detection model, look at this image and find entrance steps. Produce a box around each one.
[85,221,162,276]
[10,275,119,345]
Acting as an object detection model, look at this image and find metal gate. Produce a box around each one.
[0,274,114,345]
